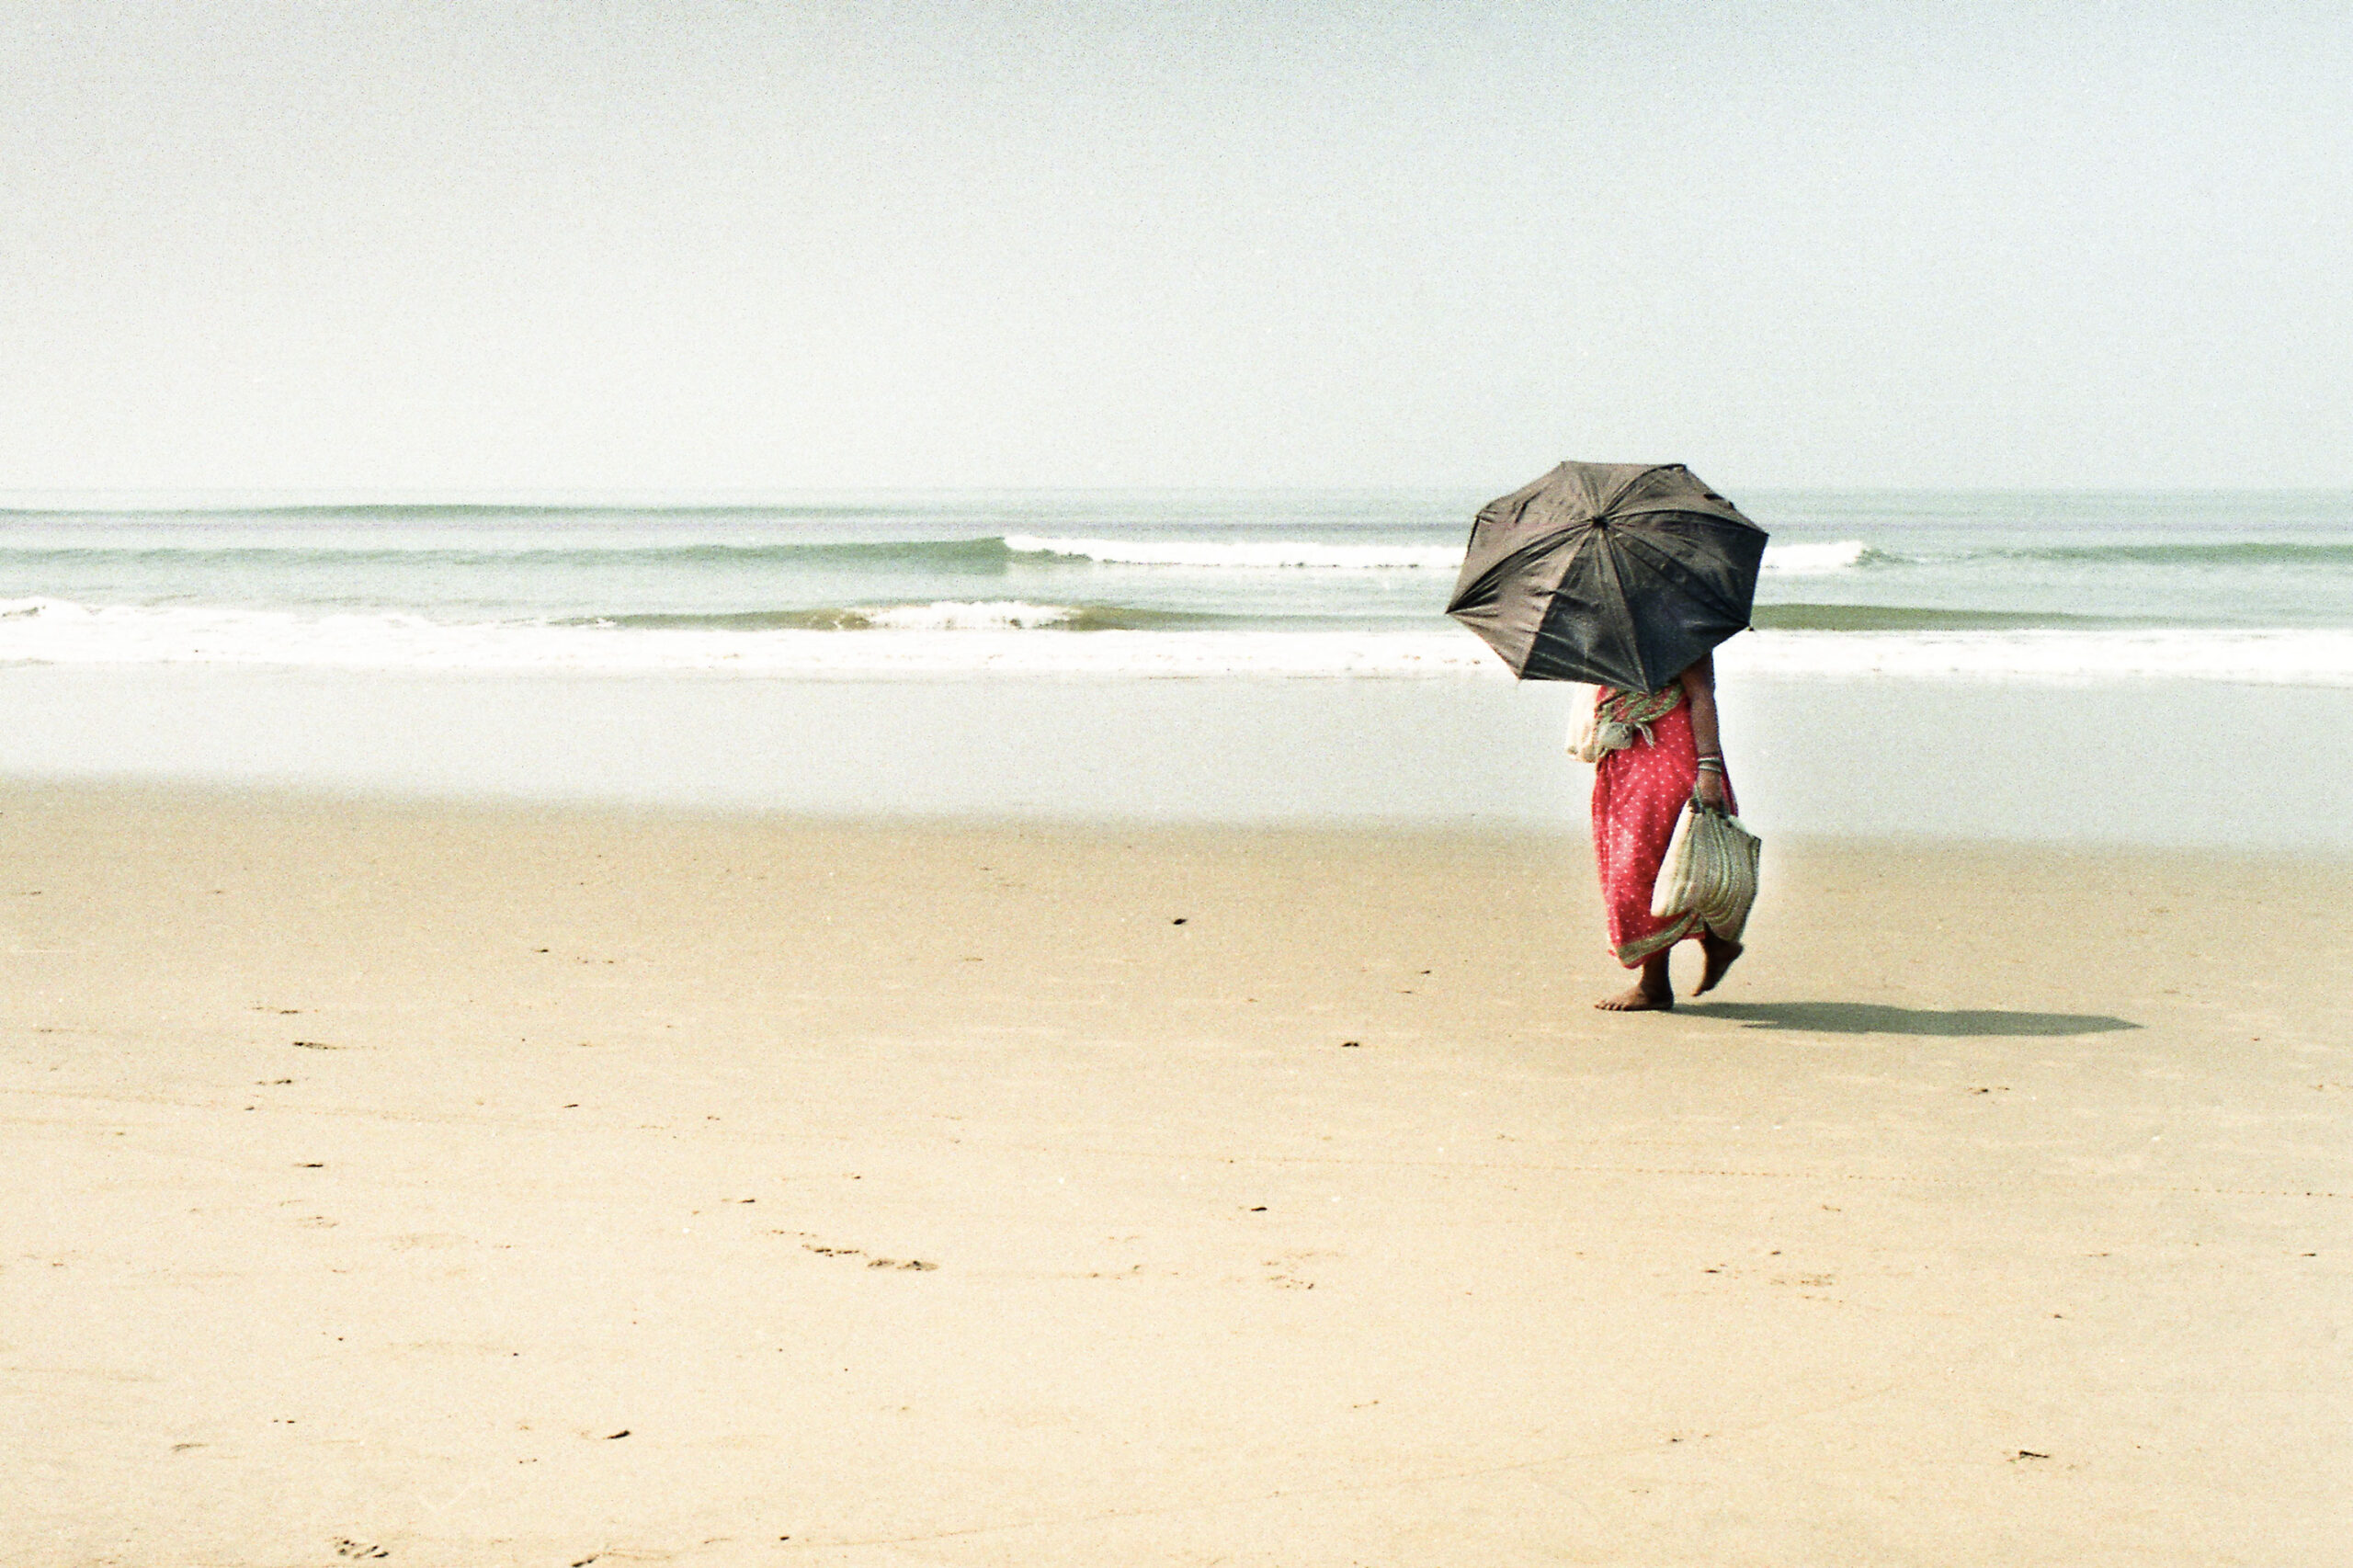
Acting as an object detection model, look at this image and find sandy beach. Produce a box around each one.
[12,0,2350,1560]
[5,781,2347,1565]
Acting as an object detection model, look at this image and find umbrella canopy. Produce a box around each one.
[1446,461,1768,693]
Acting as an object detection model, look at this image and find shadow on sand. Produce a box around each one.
[1691,1001,2140,1038]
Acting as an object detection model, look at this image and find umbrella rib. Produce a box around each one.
[1610,528,1749,621]
[1585,530,1650,691]
[1511,528,1594,680]
[1597,465,1662,516]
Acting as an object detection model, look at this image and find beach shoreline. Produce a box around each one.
[5,665,2349,846]
[6,782,2347,1564]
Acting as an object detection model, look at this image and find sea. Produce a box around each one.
[4,488,2349,841]
[2,489,2350,681]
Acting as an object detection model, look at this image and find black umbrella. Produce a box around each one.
[1446,461,1768,693]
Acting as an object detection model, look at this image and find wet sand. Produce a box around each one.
[4,783,2348,1564]
[7,665,2352,845]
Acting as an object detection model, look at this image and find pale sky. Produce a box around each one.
[4,1,2347,493]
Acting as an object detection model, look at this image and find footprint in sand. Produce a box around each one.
[802,1243,937,1270]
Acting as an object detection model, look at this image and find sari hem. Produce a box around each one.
[1614,911,1699,968]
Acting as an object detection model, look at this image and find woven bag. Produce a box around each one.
[1649,803,1762,941]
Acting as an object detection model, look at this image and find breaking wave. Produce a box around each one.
[1748,603,2139,631]
[0,532,1897,578]
[4,597,2351,685]
[1994,540,2353,567]
[566,602,1234,632]
[1756,540,1890,574]
[1004,535,1463,569]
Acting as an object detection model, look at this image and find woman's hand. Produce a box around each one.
[1680,653,1736,813]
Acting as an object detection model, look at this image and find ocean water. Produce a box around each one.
[3,488,2349,683]
[6,488,2349,841]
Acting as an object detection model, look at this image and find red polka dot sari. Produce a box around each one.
[1589,687,1703,967]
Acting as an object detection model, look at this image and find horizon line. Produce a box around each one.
[6,482,2351,515]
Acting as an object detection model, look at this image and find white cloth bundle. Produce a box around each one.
[1565,686,1679,764]
[1565,705,1648,764]
[1650,802,1763,942]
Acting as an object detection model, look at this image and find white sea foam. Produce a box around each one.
[1005,534,1880,575]
[0,598,1486,676]
[6,598,2351,684]
[1722,629,2353,686]
[852,600,1078,631]
[1758,540,1877,574]
[1006,535,1464,570]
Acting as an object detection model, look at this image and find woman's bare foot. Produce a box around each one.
[1694,933,1744,995]
[1597,953,1673,1011]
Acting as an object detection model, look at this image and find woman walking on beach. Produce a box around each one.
[1586,651,1742,1011]
[1443,460,1769,1009]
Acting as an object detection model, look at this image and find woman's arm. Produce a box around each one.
[1678,652,1737,813]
